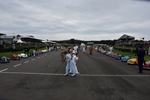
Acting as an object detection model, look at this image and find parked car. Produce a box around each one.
[18,53,28,58]
[10,54,20,60]
[115,54,124,60]
[106,52,111,56]
[107,52,114,57]
[0,56,10,63]
[143,61,150,69]
[121,56,131,62]
[101,50,107,54]
[127,58,138,65]
[111,53,118,58]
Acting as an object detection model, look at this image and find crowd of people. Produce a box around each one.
[55,43,147,76]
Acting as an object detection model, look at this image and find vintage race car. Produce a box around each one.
[99,48,106,54]
[111,53,117,58]
[115,54,124,60]
[107,52,114,57]
[18,53,28,58]
[10,54,20,60]
[143,61,150,69]
[41,49,48,53]
[127,58,138,65]
[0,56,10,63]
[106,52,111,56]
[121,56,131,62]
[101,50,107,54]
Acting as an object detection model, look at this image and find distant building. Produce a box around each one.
[0,34,42,46]
[117,34,135,45]
[86,42,94,45]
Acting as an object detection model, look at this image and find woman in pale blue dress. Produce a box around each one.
[64,51,76,77]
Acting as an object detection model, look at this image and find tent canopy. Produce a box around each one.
[17,39,24,43]
[118,34,135,40]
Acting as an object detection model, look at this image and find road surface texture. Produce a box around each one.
[0,49,150,100]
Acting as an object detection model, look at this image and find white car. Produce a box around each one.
[41,49,48,53]
[18,53,28,58]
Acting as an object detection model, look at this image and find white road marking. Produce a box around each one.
[0,72,150,77]
[24,61,29,63]
[14,63,21,67]
[1,72,63,76]
[78,74,150,77]
[31,59,35,61]
[37,57,40,59]
[0,68,8,73]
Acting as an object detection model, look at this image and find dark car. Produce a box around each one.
[0,56,10,63]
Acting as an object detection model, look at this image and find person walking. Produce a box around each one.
[148,46,150,56]
[64,51,76,77]
[137,46,145,73]
[89,45,93,55]
[33,49,36,57]
[60,48,65,61]
[70,52,80,74]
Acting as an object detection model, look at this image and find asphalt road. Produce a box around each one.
[0,49,150,100]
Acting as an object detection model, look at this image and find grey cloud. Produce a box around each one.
[0,0,150,40]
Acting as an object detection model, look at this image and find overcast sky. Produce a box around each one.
[0,0,150,41]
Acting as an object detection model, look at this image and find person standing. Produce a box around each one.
[89,45,93,55]
[64,51,76,77]
[33,49,36,57]
[148,46,150,56]
[70,52,80,74]
[12,43,16,53]
[137,46,145,73]
[60,48,65,61]
[135,46,138,56]
[109,46,113,52]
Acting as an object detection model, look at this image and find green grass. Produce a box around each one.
[0,48,46,57]
[114,45,136,50]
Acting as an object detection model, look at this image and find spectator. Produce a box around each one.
[137,46,145,73]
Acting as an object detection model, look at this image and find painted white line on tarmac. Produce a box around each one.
[31,59,35,61]
[37,57,40,59]
[24,61,29,63]
[0,72,150,77]
[78,74,150,77]
[1,72,63,76]
[0,68,8,73]
[14,63,21,67]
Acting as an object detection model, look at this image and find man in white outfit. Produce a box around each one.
[73,44,78,54]
[72,53,80,74]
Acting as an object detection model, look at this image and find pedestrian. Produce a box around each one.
[137,46,145,73]
[89,45,93,55]
[135,46,138,56]
[64,51,76,77]
[72,52,80,74]
[109,46,113,52]
[69,52,80,74]
[33,49,36,57]
[12,43,16,53]
[148,46,150,56]
[73,44,78,54]
[83,45,86,52]
[60,48,65,61]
